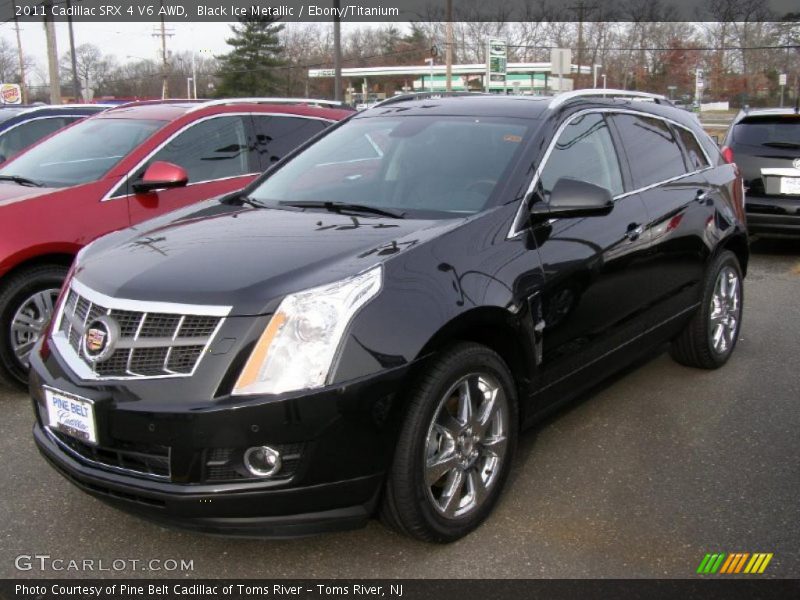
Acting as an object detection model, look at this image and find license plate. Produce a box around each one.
[44,387,97,445]
[780,177,800,195]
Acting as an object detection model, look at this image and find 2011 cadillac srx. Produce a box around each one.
[29,91,748,542]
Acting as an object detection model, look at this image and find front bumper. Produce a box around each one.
[746,194,800,235]
[29,344,412,537]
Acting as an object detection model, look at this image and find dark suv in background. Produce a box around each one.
[30,90,747,542]
[722,107,800,235]
[0,103,109,163]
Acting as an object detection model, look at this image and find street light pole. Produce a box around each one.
[593,64,601,89]
[602,73,607,89]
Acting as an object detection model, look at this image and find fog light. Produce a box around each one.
[243,446,282,478]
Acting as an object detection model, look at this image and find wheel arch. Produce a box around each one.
[414,306,537,425]
[716,232,749,277]
[0,252,75,289]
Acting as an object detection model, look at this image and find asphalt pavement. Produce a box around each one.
[1,238,798,579]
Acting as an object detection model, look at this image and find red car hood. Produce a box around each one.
[0,182,60,207]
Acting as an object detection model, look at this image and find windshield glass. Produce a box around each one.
[247,115,531,218]
[732,116,800,147]
[0,117,164,188]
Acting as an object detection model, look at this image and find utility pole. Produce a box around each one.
[43,0,61,104]
[66,0,81,101]
[10,0,28,104]
[445,0,453,92]
[333,0,342,101]
[152,0,173,99]
[160,6,168,98]
[569,2,596,90]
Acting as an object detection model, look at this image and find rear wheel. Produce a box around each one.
[0,265,67,387]
[381,343,518,542]
[670,250,743,369]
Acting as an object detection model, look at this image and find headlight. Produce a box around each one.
[232,266,383,396]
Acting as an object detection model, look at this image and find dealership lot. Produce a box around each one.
[1,239,798,578]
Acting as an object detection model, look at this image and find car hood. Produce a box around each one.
[0,182,59,207]
[75,204,458,315]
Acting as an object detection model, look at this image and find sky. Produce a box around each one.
[0,22,276,81]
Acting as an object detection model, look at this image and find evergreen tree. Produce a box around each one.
[215,16,285,97]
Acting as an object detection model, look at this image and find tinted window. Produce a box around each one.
[676,126,710,170]
[539,112,623,198]
[612,114,688,188]
[252,116,328,168]
[248,116,530,218]
[0,118,163,188]
[731,116,800,147]
[0,116,75,161]
[147,115,251,183]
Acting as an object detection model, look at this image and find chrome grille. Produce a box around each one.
[53,282,229,380]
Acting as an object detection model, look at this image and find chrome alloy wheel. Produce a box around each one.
[10,288,59,368]
[424,373,508,519]
[709,266,741,355]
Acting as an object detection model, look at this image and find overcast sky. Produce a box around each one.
[0,22,284,80]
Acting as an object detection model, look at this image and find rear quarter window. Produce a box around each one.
[675,126,710,170]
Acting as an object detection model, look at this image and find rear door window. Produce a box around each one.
[611,114,689,189]
[539,112,624,198]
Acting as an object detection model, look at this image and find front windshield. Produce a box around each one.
[247,115,532,218]
[0,117,164,188]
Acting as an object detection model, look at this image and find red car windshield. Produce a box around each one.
[0,117,164,188]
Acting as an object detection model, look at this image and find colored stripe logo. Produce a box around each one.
[697,552,773,574]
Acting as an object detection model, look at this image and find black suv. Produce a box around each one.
[722,107,800,235]
[29,90,748,542]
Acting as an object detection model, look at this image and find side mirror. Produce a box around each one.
[531,178,613,220]
[133,161,188,193]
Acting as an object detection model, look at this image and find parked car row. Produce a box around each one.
[9,88,754,543]
[0,98,352,385]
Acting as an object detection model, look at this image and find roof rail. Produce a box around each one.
[109,98,206,110]
[548,89,673,109]
[372,91,492,109]
[185,97,348,113]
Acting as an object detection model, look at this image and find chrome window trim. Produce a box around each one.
[507,107,713,239]
[101,112,334,202]
[50,278,232,382]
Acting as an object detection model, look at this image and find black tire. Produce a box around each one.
[670,250,743,369]
[0,264,68,387]
[381,342,518,543]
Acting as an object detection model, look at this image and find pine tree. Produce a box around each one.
[215,16,285,97]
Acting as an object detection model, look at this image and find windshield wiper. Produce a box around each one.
[278,200,405,219]
[0,174,45,187]
[237,195,267,208]
[761,141,800,149]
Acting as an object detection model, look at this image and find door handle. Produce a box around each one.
[695,190,709,203]
[625,223,644,241]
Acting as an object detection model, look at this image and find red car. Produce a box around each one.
[0,98,352,385]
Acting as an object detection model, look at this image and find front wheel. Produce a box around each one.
[0,264,68,387]
[381,343,518,542]
[670,250,743,369]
